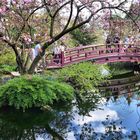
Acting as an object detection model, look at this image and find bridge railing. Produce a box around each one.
[65,43,140,55]
[46,43,140,68]
[64,44,140,64]
[46,44,105,67]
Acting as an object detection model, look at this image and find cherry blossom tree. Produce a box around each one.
[126,0,140,31]
[0,0,138,74]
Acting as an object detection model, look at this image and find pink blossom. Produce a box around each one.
[0,0,7,4]
[23,0,32,4]
[0,7,6,14]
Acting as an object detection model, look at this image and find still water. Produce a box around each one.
[0,76,140,140]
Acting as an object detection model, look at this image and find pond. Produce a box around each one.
[0,75,140,140]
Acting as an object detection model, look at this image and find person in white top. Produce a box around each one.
[52,42,66,63]
[53,46,61,55]
[124,36,130,48]
[129,36,135,47]
[52,42,61,63]
[34,41,42,57]
[29,41,43,71]
[30,41,42,61]
[59,45,65,52]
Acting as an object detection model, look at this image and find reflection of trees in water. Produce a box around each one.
[73,115,138,140]
[0,106,73,140]
[101,87,140,140]
[0,91,103,140]
[0,92,113,140]
[75,91,102,116]
[0,85,140,139]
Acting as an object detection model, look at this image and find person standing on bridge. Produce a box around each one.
[113,34,120,49]
[59,42,66,64]
[52,42,61,64]
[125,35,131,48]
[106,35,112,49]
[129,36,135,48]
[59,42,65,53]
[106,35,112,53]
[52,42,66,64]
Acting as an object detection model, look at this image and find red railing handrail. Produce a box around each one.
[46,43,140,68]
[65,44,105,51]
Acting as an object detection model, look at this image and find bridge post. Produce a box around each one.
[61,51,64,66]
[77,50,80,57]
[85,53,87,57]
[70,56,72,62]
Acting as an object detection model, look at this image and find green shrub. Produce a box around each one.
[0,48,16,66]
[0,65,16,74]
[50,62,110,115]
[56,62,107,94]
[108,62,133,76]
[0,75,74,110]
[70,28,96,45]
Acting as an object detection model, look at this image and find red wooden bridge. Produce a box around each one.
[46,43,140,69]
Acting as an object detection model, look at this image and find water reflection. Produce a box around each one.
[0,106,72,140]
[0,76,140,139]
[67,95,140,140]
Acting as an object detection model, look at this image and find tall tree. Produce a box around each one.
[127,0,140,20]
[0,0,139,74]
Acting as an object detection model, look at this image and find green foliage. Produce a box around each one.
[44,63,109,115]
[0,65,16,74]
[9,27,20,39]
[55,62,107,94]
[76,91,102,115]
[108,62,133,76]
[64,37,78,48]
[0,46,16,66]
[0,75,74,110]
[70,28,96,45]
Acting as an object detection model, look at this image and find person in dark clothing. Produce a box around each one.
[106,35,112,53]
[106,35,112,49]
[113,35,120,48]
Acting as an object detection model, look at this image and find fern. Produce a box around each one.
[0,75,74,110]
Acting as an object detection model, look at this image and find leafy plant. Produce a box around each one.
[0,75,74,110]
[70,27,97,45]
[0,47,16,66]
[55,62,108,94]
[0,65,16,74]
[108,62,134,76]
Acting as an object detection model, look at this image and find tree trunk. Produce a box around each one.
[16,56,25,74]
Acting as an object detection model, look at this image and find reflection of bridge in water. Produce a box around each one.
[46,43,140,69]
[99,75,140,94]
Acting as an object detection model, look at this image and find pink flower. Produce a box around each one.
[24,0,32,4]
[0,6,6,14]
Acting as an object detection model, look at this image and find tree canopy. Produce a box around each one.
[0,0,139,74]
